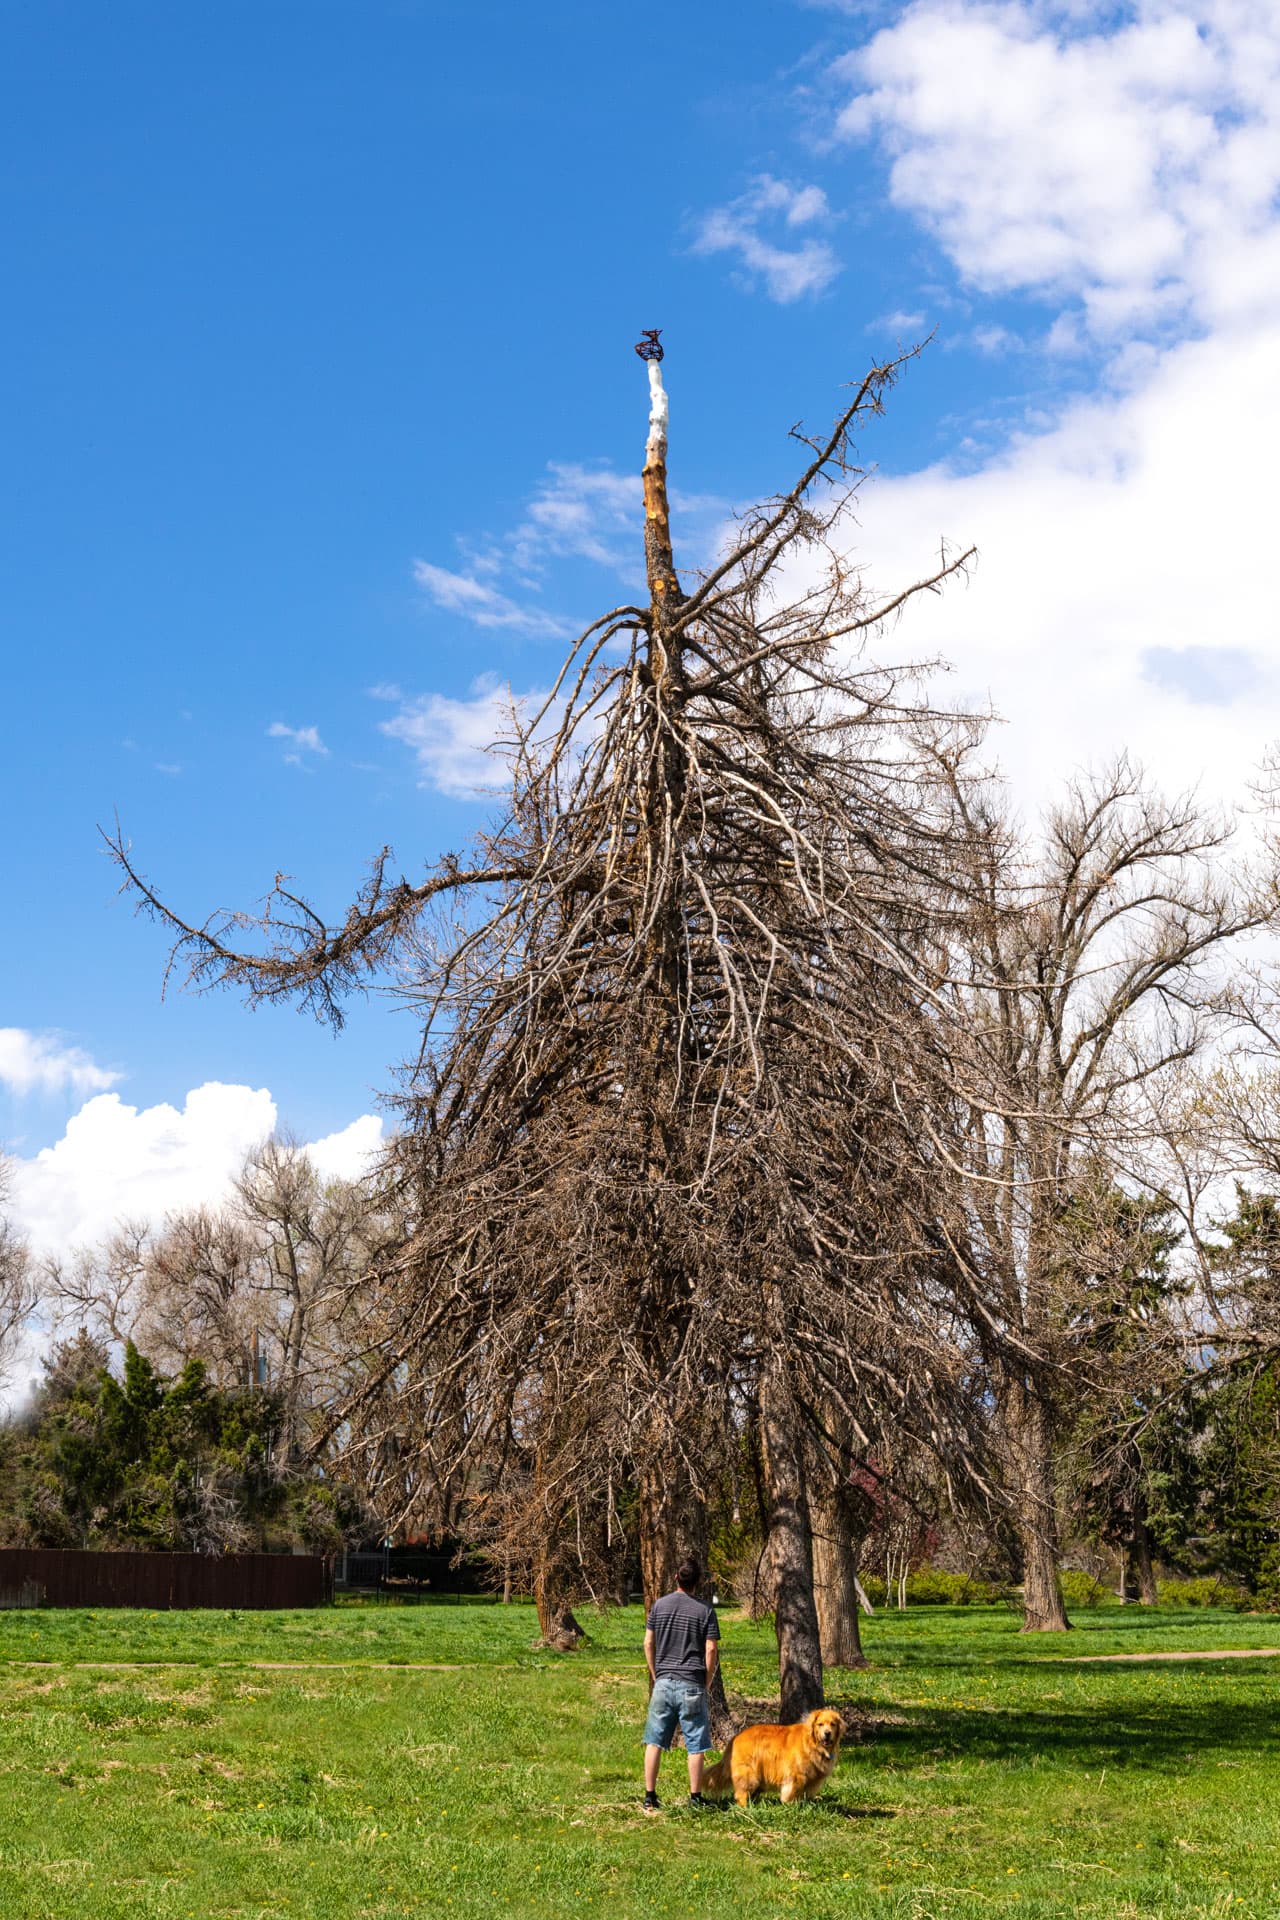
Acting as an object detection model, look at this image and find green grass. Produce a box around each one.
[3,1598,1280,1918]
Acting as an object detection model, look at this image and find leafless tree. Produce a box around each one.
[926,758,1267,1628]
[109,341,989,1711]
[0,1159,34,1392]
[44,1139,386,1471]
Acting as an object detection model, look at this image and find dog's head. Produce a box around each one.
[807,1708,844,1754]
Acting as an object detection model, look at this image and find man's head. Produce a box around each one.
[675,1556,701,1594]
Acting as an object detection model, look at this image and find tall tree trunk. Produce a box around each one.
[1132,1507,1159,1606]
[810,1474,868,1669]
[1005,1382,1070,1631]
[759,1360,824,1719]
[638,1457,684,1617]
[533,1545,583,1650]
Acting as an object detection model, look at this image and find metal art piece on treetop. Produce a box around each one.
[634,328,664,362]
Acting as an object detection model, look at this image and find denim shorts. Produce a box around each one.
[642,1675,713,1755]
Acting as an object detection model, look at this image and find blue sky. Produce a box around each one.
[3,0,1278,1255]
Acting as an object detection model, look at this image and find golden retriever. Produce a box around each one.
[703,1707,844,1805]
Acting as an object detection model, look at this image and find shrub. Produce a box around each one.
[1156,1575,1252,1611]
[1059,1569,1121,1608]
[860,1568,1001,1607]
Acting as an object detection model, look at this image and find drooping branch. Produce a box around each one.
[103,833,532,1027]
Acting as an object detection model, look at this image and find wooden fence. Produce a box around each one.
[0,1548,334,1610]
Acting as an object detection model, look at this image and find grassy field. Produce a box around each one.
[3,1597,1280,1919]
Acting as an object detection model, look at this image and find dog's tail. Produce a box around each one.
[702,1740,735,1797]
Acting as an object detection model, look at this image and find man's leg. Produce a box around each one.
[644,1744,663,1793]
[686,1750,705,1795]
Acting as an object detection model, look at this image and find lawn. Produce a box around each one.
[2,1597,1279,1919]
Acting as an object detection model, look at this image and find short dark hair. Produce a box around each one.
[676,1557,701,1592]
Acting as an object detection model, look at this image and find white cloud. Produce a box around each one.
[835,319,1279,809]
[267,721,329,764]
[380,673,550,798]
[834,0,1280,340]
[967,323,1020,356]
[691,175,841,302]
[308,1113,385,1184]
[785,2,1280,814]
[412,561,575,638]
[2,1083,384,1407]
[8,1081,383,1260]
[867,307,927,334]
[413,458,729,642]
[508,464,646,578]
[0,1029,121,1101]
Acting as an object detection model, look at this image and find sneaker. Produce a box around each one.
[688,1792,709,1809]
[642,1790,660,1814]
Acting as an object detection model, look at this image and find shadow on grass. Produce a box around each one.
[670,1797,897,1822]
[862,1681,1280,1776]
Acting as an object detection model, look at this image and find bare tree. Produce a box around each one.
[44,1139,385,1473]
[0,1159,34,1393]
[928,759,1266,1628]
[109,338,985,1711]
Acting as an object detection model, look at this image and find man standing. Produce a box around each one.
[641,1555,720,1812]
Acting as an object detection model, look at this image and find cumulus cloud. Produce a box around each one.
[1,1083,384,1407]
[834,0,1280,340]
[7,1082,383,1260]
[832,320,1278,808]
[770,1,1276,813]
[380,673,550,798]
[307,1113,384,1185]
[0,1029,121,1101]
[691,175,841,302]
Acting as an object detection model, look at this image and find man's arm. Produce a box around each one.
[644,1627,656,1686]
[705,1637,719,1684]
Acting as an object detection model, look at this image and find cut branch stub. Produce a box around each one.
[640,343,683,651]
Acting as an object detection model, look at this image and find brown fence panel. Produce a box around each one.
[0,1548,333,1610]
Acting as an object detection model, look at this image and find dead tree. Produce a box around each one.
[109,338,983,1709]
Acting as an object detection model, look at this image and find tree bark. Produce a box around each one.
[759,1360,824,1718]
[638,1458,684,1617]
[1005,1380,1070,1631]
[810,1475,868,1668]
[1132,1511,1159,1606]
[534,1547,584,1650]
